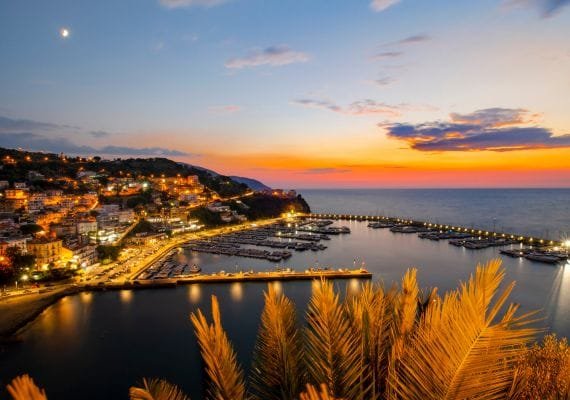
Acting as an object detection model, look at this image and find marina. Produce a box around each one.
[139,220,349,278]
[310,213,570,265]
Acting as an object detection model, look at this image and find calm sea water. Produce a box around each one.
[300,189,570,239]
[1,189,569,399]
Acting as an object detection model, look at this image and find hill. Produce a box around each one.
[229,176,271,191]
[0,147,248,198]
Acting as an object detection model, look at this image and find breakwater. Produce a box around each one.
[306,213,567,248]
[88,269,372,291]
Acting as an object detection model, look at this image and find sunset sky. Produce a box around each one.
[1,0,569,188]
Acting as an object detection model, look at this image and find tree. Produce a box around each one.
[96,245,122,262]
[19,224,44,236]
[6,247,36,270]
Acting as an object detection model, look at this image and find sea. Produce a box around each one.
[0,189,569,399]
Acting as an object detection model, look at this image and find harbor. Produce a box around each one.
[307,213,570,265]
[134,219,351,280]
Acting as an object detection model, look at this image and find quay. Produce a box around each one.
[85,269,372,291]
[305,213,567,248]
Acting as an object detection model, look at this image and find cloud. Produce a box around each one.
[209,105,241,114]
[371,77,397,87]
[450,108,541,127]
[159,0,228,9]
[293,98,433,118]
[396,34,431,45]
[382,34,431,48]
[0,116,77,133]
[88,130,112,138]
[301,168,351,174]
[370,0,402,12]
[504,0,570,17]
[383,108,570,152]
[0,133,191,157]
[225,45,309,69]
[372,51,403,60]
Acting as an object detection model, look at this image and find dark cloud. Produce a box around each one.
[0,133,191,157]
[449,107,539,127]
[88,130,112,138]
[383,108,570,152]
[399,34,431,44]
[0,116,78,133]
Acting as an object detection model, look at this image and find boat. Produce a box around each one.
[500,249,525,258]
[525,253,561,264]
[189,264,202,274]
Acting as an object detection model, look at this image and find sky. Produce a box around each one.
[0,0,569,188]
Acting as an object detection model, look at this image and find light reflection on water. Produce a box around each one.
[188,284,201,304]
[120,289,133,304]
[230,282,243,302]
[348,278,361,295]
[270,281,283,295]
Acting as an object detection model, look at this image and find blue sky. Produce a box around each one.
[1,0,569,187]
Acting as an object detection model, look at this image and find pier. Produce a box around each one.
[305,213,567,248]
[86,269,372,291]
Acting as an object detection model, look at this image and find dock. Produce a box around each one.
[85,269,373,291]
[305,213,565,248]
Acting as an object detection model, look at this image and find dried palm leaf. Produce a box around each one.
[305,279,361,399]
[299,384,341,400]
[6,375,47,400]
[346,281,393,399]
[387,259,539,400]
[250,284,305,400]
[129,378,190,400]
[190,295,246,400]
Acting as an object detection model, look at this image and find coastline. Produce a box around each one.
[0,286,80,342]
[0,271,371,342]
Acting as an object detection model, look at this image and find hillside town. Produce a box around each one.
[0,148,306,288]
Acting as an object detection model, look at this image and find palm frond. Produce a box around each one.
[299,384,341,400]
[129,378,190,400]
[390,268,419,362]
[190,295,246,400]
[305,279,361,399]
[6,375,47,400]
[346,281,393,399]
[387,259,539,400]
[250,284,305,400]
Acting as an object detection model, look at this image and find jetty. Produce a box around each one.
[86,269,372,291]
[305,213,566,248]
